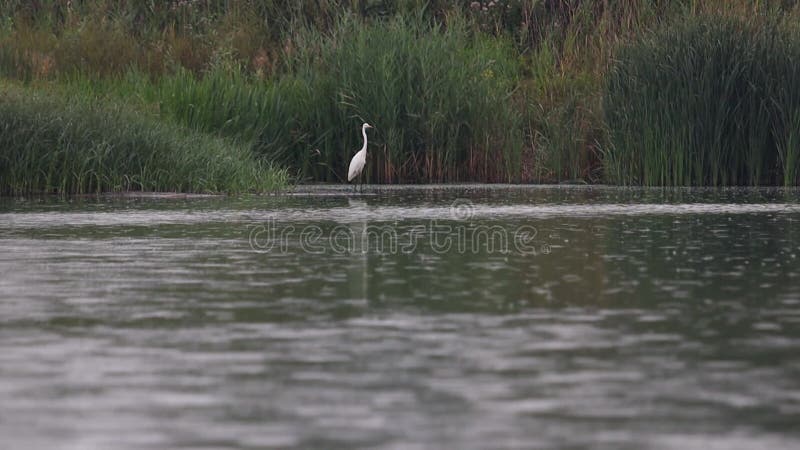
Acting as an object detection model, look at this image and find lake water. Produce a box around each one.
[1,185,800,449]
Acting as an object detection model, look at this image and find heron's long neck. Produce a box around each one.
[360,127,368,153]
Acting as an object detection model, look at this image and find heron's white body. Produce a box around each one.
[347,149,366,182]
[347,123,372,182]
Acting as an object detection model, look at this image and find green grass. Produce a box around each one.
[522,46,605,183]
[55,13,524,183]
[2,1,799,187]
[279,13,523,183]
[605,12,800,186]
[0,83,288,195]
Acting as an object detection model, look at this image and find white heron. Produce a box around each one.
[347,122,373,192]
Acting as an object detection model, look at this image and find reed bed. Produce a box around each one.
[605,12,800,186]
[280,13,523,183]
[2,1,799,186]
[0,83,287,194]
[56,14,524,183]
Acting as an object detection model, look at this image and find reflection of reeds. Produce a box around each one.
[0,83,287,195]
[605,13,800,186]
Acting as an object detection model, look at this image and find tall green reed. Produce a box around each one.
[605,13,800,186]
[0,83,287,194]
[77,12,525,183]
[6,1,795,186]
[275,12,523,182]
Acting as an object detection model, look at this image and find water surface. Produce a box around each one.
[1,185,800,449]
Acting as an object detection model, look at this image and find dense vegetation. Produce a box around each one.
[1,0,799,191]
[606,12,800,186]
[0,82,287,194]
